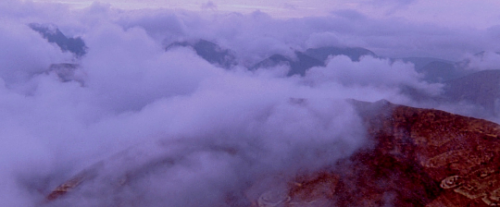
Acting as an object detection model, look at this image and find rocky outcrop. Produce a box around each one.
[253,100,500,206]
[45,100,500,206]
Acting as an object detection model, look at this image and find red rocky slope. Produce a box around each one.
[46,100,500,207]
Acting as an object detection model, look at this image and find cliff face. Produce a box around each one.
[46,101,500,207]
[276,100,500,207]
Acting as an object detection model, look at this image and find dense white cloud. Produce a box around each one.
[0,1,499,206]
[306,56,443,96]
[0,21,70,86]
[0,8,366,206]
[463,51,500,71]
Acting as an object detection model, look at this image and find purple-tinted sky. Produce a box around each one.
[2,0,500,206]
[33,0,500,28]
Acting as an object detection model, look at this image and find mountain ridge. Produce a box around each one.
[43,100,500,207]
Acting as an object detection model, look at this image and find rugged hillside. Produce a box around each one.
[251,100,500,206]
[44,100,500,206]
[341,100,500,207]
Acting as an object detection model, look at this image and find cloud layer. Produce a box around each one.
[0,1,499,206]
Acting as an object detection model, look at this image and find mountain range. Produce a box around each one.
[32,23,500,117]
[28,23,500,207]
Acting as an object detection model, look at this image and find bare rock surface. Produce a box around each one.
[45,100,500,207]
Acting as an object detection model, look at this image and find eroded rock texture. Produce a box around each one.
[46,100,500,207]
[269,100,500,207]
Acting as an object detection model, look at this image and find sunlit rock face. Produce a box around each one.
[44,100,500,207]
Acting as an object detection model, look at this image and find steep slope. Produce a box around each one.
[345,100,500,206]
[254,100,500,206]
[44,100,500,206]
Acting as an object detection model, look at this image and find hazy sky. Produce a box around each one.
[2,0,500,206]
[32,0,500,28]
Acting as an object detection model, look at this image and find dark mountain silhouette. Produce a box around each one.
[397,57,470,83]
[250,46,377,76]
[400,57,450,70]
[166,39,237,69]
[401,69,500,116]
[251,51,325,76]
[29,23,87,57]
[442,69,500,115]
[418,61,468,83]
[304,46,376,62]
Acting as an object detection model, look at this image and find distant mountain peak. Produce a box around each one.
[251,51,324,76]
[250,46,376,76]
[305,46,376,62]
[29,23,87,58]
[165,39,237,69]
